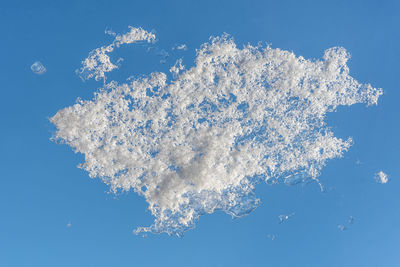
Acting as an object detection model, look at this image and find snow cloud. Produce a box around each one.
[50,27,382,236]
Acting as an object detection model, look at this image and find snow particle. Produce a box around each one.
[31,61,46,75]
[374,171,389,184]
[278,213,295,224]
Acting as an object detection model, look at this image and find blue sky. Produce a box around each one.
[1,0,399,266]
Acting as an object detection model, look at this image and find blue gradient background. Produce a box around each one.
[1,0,399,266]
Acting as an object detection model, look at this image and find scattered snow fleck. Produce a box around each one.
[338,224,347,231]
[278,213,295,224]
[375,171,389,184]
[51,29,383,236]
[67,221,72,228]
[31,61,46,75]
[105,28,116,36]
[348,216,355,224]
[267,234,276,240]
[157,49,169,64]
[172,44,188,51]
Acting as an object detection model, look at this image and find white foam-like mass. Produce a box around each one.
[51,27,382,236]
[76,26,156,81]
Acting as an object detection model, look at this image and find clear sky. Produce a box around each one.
[1,0,399,266]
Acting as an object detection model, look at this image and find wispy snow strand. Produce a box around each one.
[337,216,355,232]
[172,44,188,51]
[76,26,156,81]
[51,29,382,236]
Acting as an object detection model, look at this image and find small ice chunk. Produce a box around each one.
[278,212,295,224]
[337,224,347,231]
[31,61,46,75]
[374,171,389,184]
[267,234,276,240]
